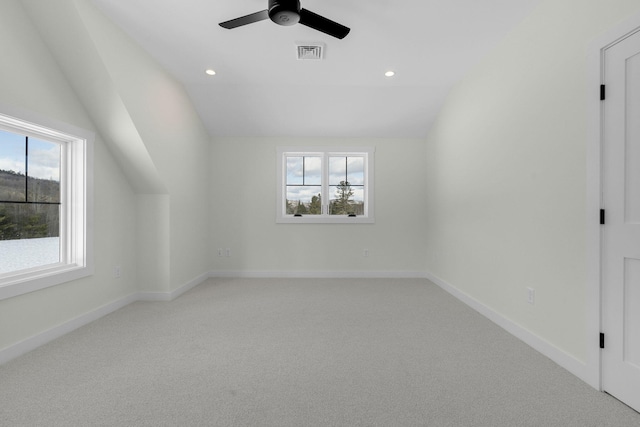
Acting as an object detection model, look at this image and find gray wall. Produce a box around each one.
[424,0,640,383]
[0,0,212,354]
[0,0,137,351]
[211,137,428,275]
[4,0,640,393]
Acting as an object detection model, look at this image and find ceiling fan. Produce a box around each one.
[219,0,350,40]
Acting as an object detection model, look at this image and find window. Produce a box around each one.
[0,110,93,300]
[277,147,374,223]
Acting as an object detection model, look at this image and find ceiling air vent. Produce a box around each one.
[296,43,325,60]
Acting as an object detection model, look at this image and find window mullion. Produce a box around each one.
[322,153,329,216]
[59,141,69,264]
[282,153,288,215]
[24,136,29,202]
[363,153,368,216]
[344,156,348,185]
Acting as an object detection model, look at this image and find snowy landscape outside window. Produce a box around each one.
[0,111,93,301]
[0,130,62,272]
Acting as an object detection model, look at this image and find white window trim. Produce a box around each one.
[0,107,94,301]
[276,146,375,224]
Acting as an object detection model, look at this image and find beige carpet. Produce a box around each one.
[1,278,638,426]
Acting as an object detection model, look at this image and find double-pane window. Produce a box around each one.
[277,147,374,223]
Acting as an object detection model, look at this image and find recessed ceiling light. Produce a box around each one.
[385,71,395,77]
[205,69,216,76]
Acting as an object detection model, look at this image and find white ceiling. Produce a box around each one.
[90,0,540,139]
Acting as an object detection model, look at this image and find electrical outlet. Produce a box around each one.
[527,287,535,305]
[114,266,121,279]
[225,248,231,257]
[363,249,369,257]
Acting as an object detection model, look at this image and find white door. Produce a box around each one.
[602,28,640,413]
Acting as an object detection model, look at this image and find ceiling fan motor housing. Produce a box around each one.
[268,0,301,26]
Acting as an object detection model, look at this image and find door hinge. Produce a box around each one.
[600,209,605,225]
[600,333,605,349]
[600,84,606,101]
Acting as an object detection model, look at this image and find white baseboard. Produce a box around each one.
[210,270,429,279]
[0,271,427,365]
[137,272,211,302]
[0,293,138,366]
[0,272,212,365]
[1,269,595,390]
[424,271,593,386]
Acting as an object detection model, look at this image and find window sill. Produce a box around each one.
[0,263,93,301]
[276,215,375,224]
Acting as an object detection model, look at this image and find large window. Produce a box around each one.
[0,131,62,270]
[0,110,93,300]
[277,147,374,223]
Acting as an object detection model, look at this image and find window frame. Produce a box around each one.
[0,108,93,301]
[276,146,375,224]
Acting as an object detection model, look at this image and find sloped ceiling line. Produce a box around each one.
[21,0,166,194]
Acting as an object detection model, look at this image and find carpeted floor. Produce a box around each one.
[1,278,639,426]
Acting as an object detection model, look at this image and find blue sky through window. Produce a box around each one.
[285,155,365,204]
[0,129,60,181]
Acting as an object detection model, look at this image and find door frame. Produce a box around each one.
[587,11,640,391]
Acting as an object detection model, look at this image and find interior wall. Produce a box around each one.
[424,0,640,367]
[21,0,213,294]
[0,0,137,352]
[73,0,212,292]
[211,137,428,275]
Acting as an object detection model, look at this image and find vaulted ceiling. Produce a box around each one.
[90,0,540,138]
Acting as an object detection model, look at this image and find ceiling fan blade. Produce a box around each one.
[299,8,350,39]
[219,10,269,29]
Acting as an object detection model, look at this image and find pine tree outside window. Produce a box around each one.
[277,147,374,224]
